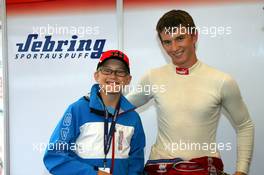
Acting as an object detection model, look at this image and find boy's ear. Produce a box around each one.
[94,71,99,82]
[125,75,132,85]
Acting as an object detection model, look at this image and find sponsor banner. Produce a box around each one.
[6,0,117,175]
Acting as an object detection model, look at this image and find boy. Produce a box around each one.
[43,50,146,175]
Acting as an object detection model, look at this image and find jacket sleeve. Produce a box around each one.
[126,70,154,107]
[127,113,146,175]
[221,75,254,174]
[43,105,98,175]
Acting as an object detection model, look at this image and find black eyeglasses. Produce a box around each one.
[98,67,129,77]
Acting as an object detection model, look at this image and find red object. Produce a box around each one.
[110,132,115,174]
[176,67,189,75]
[144,156,224,175]
[6,0,115,15]
[97,50,130,73]
[99,50,129,66]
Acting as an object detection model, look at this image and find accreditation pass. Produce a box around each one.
[99,167,110,173]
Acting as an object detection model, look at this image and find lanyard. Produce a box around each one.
[103,101,120,169]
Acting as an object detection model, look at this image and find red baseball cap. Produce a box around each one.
[97,50,130,73]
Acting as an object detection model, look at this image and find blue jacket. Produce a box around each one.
[43,84,146,175]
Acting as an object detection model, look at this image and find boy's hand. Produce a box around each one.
[98,170,111,175]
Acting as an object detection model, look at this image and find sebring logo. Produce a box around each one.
[15,34,106,59]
